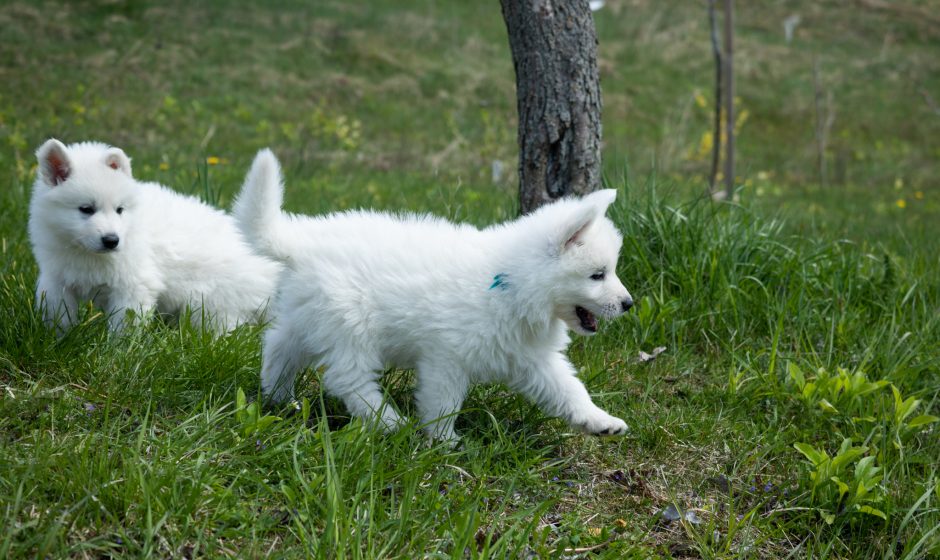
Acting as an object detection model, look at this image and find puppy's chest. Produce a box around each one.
[60,261,124,289]
[67,281,113,307]
[58,259,139,302]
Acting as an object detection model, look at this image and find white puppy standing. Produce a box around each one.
[236,150,633,441]
[29,139,282,333]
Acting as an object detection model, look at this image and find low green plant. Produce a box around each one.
[234,387,283,437]
[308,105,362,152]
[787,363,889,419]
[890,385,939,449]
[793,438,887,524]
[625,294,679,348]
[727,364,750,396]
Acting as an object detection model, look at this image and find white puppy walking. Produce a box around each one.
[236,150,633,441]
[29,139,282,333]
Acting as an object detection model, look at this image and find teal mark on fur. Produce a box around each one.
[489,273,510,290]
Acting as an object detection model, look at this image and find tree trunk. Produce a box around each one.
[500,0,602,214]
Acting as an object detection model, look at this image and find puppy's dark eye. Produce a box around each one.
[116,206,124,215]
[590,271,605,281]
[79,205,95,215]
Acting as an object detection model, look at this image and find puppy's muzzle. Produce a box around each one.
[621,297,633,312]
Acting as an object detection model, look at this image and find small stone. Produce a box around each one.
[661,504,682,522]
[660,504,703,525]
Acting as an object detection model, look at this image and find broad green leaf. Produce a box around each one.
[897,396,920,423]
[854,456,879,481]
[281,482,297,501]
[255,416,281,432]
[831,449,865,472]
[838,438,854,455]
[803,382,817,399]
[891,385,903,412]
[831,447,866,473]
[236,388,248,424]
[855,505,887,520]
[854,381,886,398]
[830,476,849,498]
[794,443,824,465]
[819,399,838,414]
[821,511,836,525]
[831,376,847,397]
[907,415,939,429]
[856,479,869,500]
[788,362,805,388]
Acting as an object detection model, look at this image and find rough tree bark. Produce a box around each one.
[500,0,602,214]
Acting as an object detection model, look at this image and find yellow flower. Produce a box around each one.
[159,162,169,171]
[896,199,906,209]
[914,191,924,200]
[694,91,707,109]
[206,156,220,166]
[691,131,713,162]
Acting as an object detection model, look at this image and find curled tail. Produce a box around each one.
[233,149,293,262]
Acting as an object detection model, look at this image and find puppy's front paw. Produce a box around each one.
[594,417,628,436]
[572,409,628,436]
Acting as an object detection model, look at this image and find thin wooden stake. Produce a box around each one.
[707,0,722,194]
[722,0,735,199]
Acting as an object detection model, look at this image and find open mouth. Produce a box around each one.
[575,306,597,332]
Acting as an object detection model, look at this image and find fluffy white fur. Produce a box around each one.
[235,150,633,440]
[29,139,282,333]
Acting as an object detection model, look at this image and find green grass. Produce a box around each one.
[1,0,938,558]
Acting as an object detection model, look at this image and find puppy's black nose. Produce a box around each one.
[621,298,633,312]
[101,234,119,250]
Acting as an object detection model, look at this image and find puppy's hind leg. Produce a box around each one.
[321,352,405,433]
[261,322,312,404]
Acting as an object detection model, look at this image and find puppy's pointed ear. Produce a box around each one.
[104,148,132,176]
[582,189,618,212]
[559,189,618,250]
[36,139,72,186]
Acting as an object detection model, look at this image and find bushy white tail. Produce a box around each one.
[233,149,292,261]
